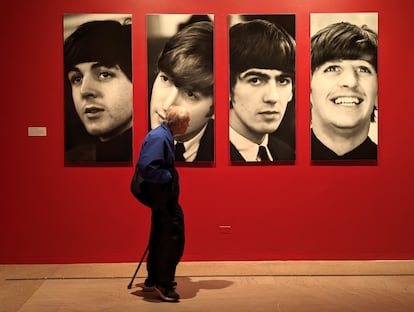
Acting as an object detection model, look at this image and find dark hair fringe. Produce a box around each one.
[64,20,132,81]
[311,22,378,74]
[230,19,296,77]
[157,21,214,96]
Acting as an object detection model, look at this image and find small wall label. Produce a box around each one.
[28,127,47,137]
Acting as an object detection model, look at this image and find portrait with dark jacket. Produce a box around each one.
[147,15,214,164]
[64,14,133,164]
[229,16,296,163]
[310,13,378,161]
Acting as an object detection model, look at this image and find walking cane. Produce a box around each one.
[127,245,149,289]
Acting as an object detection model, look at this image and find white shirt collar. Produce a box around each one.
[229,127,272,161]
[175,122,208,162]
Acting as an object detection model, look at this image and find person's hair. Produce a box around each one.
[157,21,213,97]
[311,22,378,75]
[311,22,378,122]
[229,19,296,91]
[64,20,132,81]
[166,105,190,128]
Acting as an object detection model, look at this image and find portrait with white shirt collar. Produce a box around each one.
[229,15,296,163]
[147,14,214,164]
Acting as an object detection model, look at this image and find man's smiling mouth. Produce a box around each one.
[333,97,362,105]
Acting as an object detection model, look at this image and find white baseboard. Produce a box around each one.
[1,260,413,280]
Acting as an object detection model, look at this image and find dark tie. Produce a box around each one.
[258,145,270,161]
[175,142,186,161]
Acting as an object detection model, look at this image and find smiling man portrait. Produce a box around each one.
[310,13,378,161]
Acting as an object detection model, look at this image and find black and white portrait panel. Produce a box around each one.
[229,14,296,164]
[64,13,133,165]
[147,14,214,164]
[310,13,378,161]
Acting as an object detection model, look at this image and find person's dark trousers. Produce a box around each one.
[146,183,185,289]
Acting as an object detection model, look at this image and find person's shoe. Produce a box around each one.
[142,279,156,292]
[154,285,180,302]
[142,279,177,292]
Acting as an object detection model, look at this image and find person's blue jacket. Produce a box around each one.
[137,124,175,184]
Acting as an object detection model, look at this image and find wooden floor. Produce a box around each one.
[1,261,414,312]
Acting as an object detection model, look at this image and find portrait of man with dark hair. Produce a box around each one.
[310,13,378,161]
[64,14,133,164]
[147,14,214,164]
[229,15,296,163]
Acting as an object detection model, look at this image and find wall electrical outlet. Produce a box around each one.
[218,225,232,234]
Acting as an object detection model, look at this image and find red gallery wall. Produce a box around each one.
[1,0,413,264]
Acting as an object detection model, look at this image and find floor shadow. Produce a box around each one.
[130,277,234,301]
[177,276,234,299]
[130,284,162,303]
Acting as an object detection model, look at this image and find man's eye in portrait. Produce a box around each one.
[159,73,173,85]
[278,76,292,86]
[98,71,115,80]
[247,77,263,86]
[68,71,83,85]
[324,65,341,73]
[94,65,120,80]
[358,65,373,74]
[181,89,202,102]
[160,74,169,82]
